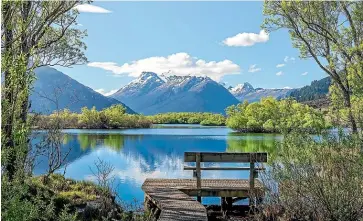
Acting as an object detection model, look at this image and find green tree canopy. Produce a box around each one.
[263,1,363,132]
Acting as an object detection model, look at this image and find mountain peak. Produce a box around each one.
[129,72,165,85]
[230,82,254,93]
[139,71,163,81]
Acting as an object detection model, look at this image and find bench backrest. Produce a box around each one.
[184,152,268,163]
[183,152,268,199]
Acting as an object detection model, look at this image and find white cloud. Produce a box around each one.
[276,63,285,68]
[74,4,112,13]
[301,72,308,76]
[87,52,241,81]
[284,56,295,63]
[276,71,283,76]
[222,30,269,47]
[248,64,261,73]
[283,86,292,89]
[95,88,118,96]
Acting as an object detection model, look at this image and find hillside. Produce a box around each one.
[30,67,135,114]
[289,77,331,102]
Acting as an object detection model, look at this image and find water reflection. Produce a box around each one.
[33,127,280,204]
[226,133,281,161]
[77,133,127,150]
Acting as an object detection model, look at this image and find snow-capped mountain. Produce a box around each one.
[113,72,165,98]
[111,72,239,115]
[229,82,293,102]
[229,82,255,95]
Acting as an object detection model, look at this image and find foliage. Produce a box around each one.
[2,174,62,221]
[200,114,226,126]
[148,112,226,126]
[263,1,363,132]
[78,106,107,129]
[2,0,88,178]
[1,2,147,220]
[226,97,329,133]
[34,105,152,129]
[257,131,363,221]
[2,173,146,221]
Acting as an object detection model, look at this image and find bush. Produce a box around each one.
[226,97,329,133]
[257,131,363,221]
[148,112,226,126]
[200,114,226,126]
[32,105,152,129]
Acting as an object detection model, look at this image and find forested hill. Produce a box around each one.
[290,77,331,102]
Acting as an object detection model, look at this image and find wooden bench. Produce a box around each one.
[142,152,268,220]
[183,152,267,207]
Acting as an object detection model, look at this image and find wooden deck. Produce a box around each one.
[142,178,264,221]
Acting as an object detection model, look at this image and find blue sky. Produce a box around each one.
[58,1,327,96]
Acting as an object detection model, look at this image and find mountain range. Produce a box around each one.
[30,68,331,115]
[30,67,135,114]
[228,82,293,102]
[110,72,239,115]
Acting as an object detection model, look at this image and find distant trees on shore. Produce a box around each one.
[33,105,152,129]
[33,97,332,133]
[147,112,226,126]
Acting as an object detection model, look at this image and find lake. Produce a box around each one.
[33,124,281,205]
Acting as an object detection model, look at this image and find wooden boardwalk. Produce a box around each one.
[142,178,264,221]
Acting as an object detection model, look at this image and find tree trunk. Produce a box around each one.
[2,2,16,179]
[342,90,358,133]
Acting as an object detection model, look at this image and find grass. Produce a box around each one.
[30,174,107,205]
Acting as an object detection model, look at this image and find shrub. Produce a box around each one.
[226,97,329,133]
[32,105,152,129]
[149,112,226,126]
[257,131,363,221]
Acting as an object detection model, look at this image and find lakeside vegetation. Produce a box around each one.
[147,112,226,126]
[256,1,363,220]
[226,97,330,133]
[33,97,332,132]
[33,105,152,129]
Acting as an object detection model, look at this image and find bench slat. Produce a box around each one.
[184,152,268,163]
[184,166,266,171]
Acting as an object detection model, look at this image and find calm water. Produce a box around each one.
[33,124,281,205]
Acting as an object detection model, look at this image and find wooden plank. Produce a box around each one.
[249,162,255,207]
[184,166,265,171]
[143,187,207,221]
[142,178,265,198]
[184,152,268,163]
[196,152,201,203]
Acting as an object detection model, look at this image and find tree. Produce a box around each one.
[1,0,87,178]
[226,97,328,133]
[102,104,127,128]
[263,1,363,132]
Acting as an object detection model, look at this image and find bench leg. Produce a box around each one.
[221,197,227,213]
[226,197,233,211]
[221,197,233,213]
